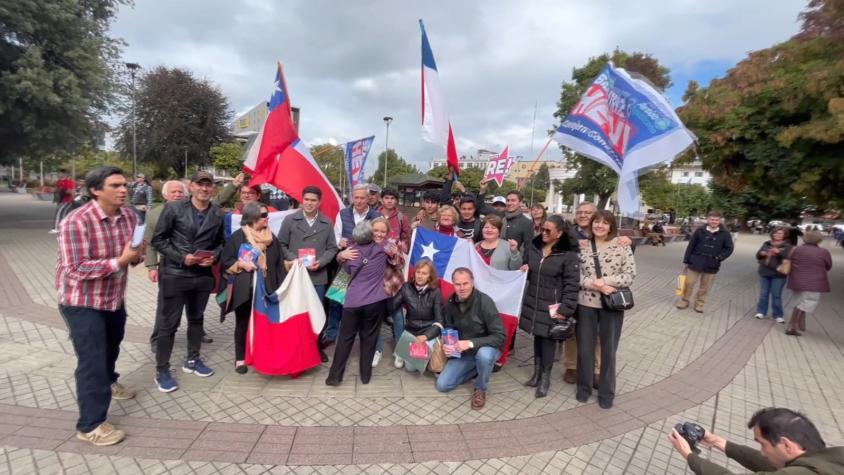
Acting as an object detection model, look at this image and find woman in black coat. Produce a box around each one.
[389,259,444,371]
[519,215,580,398]
[220,203,286,374]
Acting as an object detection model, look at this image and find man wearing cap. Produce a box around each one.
[151,171,226,392]
[129,174,153,220]
[368,184,382,210]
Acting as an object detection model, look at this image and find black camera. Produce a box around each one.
[675,422,706,453]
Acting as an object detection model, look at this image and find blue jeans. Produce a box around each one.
[59,305,126,433]
[375,308,405,353]
[756,276,786,318]
[435,346,501,392]
[325,301,343,342]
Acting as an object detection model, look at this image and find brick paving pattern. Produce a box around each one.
[0,192,842,473]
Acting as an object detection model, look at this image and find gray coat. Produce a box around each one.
[480,239,522,271]
[277,209,338,285]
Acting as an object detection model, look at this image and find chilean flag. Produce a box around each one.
[246,263,326,376]
[420,20,460,175]
[249,63,343,239]
[407,228,526,365]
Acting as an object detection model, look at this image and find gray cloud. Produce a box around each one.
[111,0,806,174]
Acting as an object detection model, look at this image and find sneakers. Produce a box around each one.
[182,358,214,377]
[754,313,766,319]
[372,351,382,367]
[110,382,135,400]
[393,354,404,369]
[676,300,689,310]
[155,371,178,392]
[48,229,58,234]
[76,422,125,446]
[774,317,785,324]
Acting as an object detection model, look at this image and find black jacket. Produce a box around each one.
[683,225,734,273]
[504,212,534,249]
[390,283,444,340]
[756,240,792,278]
[152,199,226,277]
[220,229,287,311]
[443,289,506,353]
[519,234,580,338]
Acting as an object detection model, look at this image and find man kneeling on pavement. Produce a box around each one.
[669,407,843,474]
[435,268,505,410]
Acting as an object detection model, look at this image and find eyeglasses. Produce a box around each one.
[260,212,269,218]
[541,228,555,234]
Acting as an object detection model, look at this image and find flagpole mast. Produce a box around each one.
[383,116,393,188]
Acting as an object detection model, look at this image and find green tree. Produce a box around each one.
[210,143,244,175]
[369,149,419,187]
[553,49,672,209]
[310,144,344,192]
[0,0,124,163]
[680,0,844,211]
[115,66,232,178]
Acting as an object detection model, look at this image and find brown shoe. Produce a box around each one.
[110,382,135,400]
[471,389,486,410]
[676,300,689,309]
[563,369,576,384]
[76,422,125,446]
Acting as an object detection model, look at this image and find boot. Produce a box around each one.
[524,356,540,387]
[798,310,806,332]
[786,308,802,336]
[535,365,552,398]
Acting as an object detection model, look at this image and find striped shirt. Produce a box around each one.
[56,200,137,310]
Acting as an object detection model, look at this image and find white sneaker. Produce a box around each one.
[754,313,765,319]
[775,317,785,324]
[372,351,382,367]
[48,229,58,234]
[393,354,404,369]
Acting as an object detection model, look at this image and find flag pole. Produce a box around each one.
[524,136,554,204]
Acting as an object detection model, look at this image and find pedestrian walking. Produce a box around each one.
[785,231,832,336]
[518,215,580,398]
[678,211,734,313]
[56,166,141,446]
[754,227,792,323]
[576,211,636,409]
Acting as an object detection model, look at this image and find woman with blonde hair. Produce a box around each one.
[435,205,459,237]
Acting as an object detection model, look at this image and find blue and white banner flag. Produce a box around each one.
[554,63,695,216]
[344,136,375,189]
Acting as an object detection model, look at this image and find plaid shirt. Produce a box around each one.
[56,200,138,311]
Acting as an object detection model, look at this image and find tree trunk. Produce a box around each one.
[597,193,611,210]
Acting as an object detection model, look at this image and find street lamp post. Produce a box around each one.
[382,116,393,188]
[125,62,141,177]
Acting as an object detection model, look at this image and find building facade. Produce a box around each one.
[669,161,711,186]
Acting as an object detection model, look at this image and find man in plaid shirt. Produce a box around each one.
[56,166,143,447]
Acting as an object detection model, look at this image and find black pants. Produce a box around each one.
[234,300,252,361]
[59,305,126,433]
[149,284,164,348]
[155,273,214,373]
[327,299,387,384]
[575,305,624,404]
[533,335,556,369]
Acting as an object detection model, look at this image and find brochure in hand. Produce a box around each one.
[442,328,461,358]
[298,248,316,267]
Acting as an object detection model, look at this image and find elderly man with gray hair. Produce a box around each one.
[143,180,210,349]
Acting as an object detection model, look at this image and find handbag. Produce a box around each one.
[548,318,576,341]
[428,338,447,372]
[776,246,794,275]
[590,239,634,311]
[325,249,368,304]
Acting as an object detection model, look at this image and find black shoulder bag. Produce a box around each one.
[590,239,634,311]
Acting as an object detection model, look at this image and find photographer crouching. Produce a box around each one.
[668,408,843,474]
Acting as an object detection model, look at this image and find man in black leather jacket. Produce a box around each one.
[151,171,225,392]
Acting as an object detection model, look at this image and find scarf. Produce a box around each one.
[436,224,455,236]
[241,225,273,275]
[504,210,523,220]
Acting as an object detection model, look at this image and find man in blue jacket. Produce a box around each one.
[678,211,734,313]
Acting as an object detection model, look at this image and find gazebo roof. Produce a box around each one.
[390,173,444,187]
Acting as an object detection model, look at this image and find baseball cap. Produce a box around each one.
[191,171,214,183]
[368,183,382,194]
[492,196,506,205]
[136,173,145,179]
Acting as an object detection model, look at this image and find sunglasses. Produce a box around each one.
[541,228,556,234]
[260,212,269,218]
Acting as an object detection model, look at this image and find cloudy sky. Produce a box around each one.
[110,0,807,175]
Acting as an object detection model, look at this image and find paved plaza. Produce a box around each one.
[0,191,842,474]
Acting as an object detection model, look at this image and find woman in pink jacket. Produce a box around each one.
[785,231,832,336]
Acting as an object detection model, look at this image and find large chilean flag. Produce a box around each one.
[420,20,460,175]
[249,63,343,239]
[407,227,526,365]
[246,263,326,376]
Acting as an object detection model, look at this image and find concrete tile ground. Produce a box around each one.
[0,192,842,473]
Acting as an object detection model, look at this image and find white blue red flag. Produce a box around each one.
[553,63,695,216]
[420,20,460,175]
[248,63,344,240]
[407,227,526,365]
[246,263,325,376]
[344,136,375,189]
